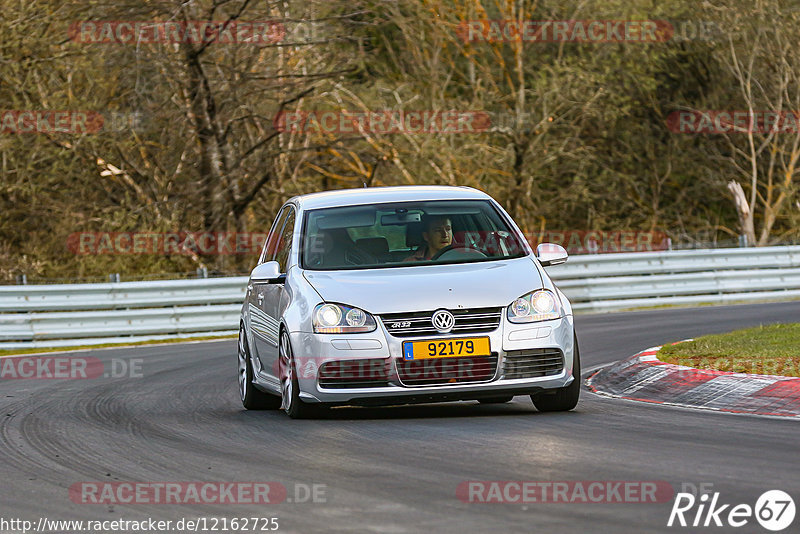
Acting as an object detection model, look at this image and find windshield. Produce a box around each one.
[301,200,528,270]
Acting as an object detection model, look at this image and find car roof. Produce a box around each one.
[289,185,492,211]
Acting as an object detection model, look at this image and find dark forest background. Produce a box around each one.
[1,0,799,281]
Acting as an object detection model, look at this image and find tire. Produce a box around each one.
[478,397,514,404]
[238,326,281,410]
[531,334,581,412]
[279,330,322,419]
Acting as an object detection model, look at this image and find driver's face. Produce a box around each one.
[423,219,453,256]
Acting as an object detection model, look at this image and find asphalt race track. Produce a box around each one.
[1,301,799,533]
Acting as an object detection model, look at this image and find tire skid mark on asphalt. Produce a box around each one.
[17,386,164,482]
[1,355,234,491]
[0,396,63,476]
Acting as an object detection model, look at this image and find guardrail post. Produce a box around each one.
[15,274,27,285]
[197,267,208,279]
[109,273,120,283]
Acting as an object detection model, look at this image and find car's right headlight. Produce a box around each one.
[313,303,377,334]
[507,289,561,323]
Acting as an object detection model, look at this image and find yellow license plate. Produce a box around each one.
[402,337,490,360]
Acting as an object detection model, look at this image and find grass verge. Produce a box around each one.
[658,323,800,377]
[0,334,237,357]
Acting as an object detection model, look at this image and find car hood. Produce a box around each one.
[302,256,543,315]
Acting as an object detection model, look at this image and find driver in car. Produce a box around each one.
[404,215,453,261]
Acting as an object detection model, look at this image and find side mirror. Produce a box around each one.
[536,243,568,267]
[250,261,286,284]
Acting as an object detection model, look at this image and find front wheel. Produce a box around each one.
[279,331,322,419]
[531,334,581,412]
[238,326,281,410]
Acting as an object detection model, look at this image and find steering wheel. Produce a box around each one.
[430,245,488,261]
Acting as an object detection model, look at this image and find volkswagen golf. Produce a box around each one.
[238,185,580,418]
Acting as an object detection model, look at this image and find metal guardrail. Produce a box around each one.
[546,246,800,312]
[1,246,799,349]
[0,277,248,312]
[0,277,249,349]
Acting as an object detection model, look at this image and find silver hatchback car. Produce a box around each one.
[238,186,579,418]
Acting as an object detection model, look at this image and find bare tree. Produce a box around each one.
[710,1,800,245]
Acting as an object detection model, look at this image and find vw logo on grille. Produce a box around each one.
[431,309,455,333]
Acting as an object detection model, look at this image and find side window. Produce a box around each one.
[273,208,296,272]
[259,207,288,265]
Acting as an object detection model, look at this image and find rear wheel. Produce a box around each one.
[238,326,281,410]
[279,330,322,419]
[531,334,581,412]
[478,397,514,404]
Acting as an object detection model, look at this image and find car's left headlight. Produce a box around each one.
[507,289,561,323]
[313,303,377,334]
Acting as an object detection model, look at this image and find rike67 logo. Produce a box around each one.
[668,488,795,531]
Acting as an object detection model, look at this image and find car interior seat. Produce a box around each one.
[355,237,389,260]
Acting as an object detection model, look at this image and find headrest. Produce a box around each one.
[356,237,389,256]
[406,223,424,247]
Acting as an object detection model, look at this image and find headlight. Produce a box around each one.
[507,290,561,323]
[313,303,376,333]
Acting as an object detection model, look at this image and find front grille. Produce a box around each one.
[396,354,498,386]
[380,307,502,338]
[318,359,390,389]
[504,349,564,379]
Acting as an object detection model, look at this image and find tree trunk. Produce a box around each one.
[727,180,756,246]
